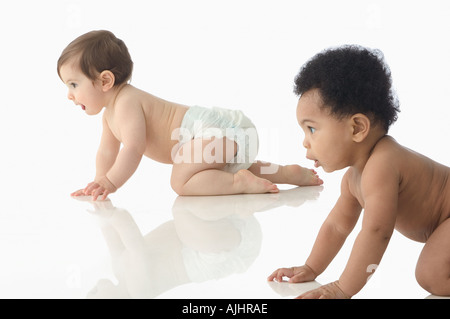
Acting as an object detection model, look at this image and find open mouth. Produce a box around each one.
[75,102,86,111]
[307,156,320,168]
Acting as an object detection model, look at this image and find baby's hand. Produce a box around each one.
[71,184,109,201]
[71,188,88,197]
[71,177,117,201]
[83,181,110,201]
[296,281,350,299]
[267,264,317,283]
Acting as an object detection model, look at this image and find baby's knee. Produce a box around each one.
[170,178,185,196]
[171,175,194,196]
[415,262,450,296]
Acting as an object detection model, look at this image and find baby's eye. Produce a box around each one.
[69,83,77,89]
[308,126,316,134]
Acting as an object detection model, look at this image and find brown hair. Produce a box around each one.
[57,30,133,86]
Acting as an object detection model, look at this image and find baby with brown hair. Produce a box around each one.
[57,30,322,200]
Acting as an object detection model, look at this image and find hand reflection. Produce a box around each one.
[75,186,322,298]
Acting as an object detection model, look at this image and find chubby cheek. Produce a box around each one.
[325,147,349,171]
[315,140,342,171]
[318,156,337,173]
[85,95,102,110]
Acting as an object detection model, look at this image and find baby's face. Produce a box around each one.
[59,60,105,115]
[296,89,355,172]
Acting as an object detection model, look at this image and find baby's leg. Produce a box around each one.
[171,138,278,195]
[415,217,450,296]
[248,160,323,186]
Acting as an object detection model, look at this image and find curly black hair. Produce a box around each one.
[294,45,400,132]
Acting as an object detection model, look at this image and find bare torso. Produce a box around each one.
[139,91,188,164]
[350,136,450,242]
[107,85,189,164]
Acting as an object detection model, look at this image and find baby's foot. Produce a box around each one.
[283,165,323,186]
[235,169,279,194]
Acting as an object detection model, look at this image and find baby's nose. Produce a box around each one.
[302,137,310,149]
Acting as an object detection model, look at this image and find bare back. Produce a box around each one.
[353,136,450,242]
[112,85,189,164]
[392,138,450,241]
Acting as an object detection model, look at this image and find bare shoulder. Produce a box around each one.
[108,86,148,135]
[370,135,402,159]
[362,136,402,192]
[114,85,144,110]
[365,136,405,172]
[367,135,440,174]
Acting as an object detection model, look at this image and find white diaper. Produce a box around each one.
[178,106,259,173]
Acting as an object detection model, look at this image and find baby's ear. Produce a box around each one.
[99,70,115,92]
[351,113,370,142]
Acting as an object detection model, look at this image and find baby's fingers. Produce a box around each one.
[267,267,295,282]
[296,281,350,299]
[296,289,324,299]
[289,269,316,283]
[97,189,110,201]
[92,187,107,201]
[71,189,86,197]
[288,272,310,283]
[84,182,98,195]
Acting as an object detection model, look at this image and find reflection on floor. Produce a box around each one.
[82,187,322,298]
[0,184,447,299]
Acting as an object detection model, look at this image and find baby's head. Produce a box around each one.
[57,30,133,86]
[294,45,400,133]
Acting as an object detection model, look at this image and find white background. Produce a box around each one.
[0,0,449,299]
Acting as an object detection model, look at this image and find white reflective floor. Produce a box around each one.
[1,170,445,299]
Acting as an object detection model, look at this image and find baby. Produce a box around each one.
[57,30,322,201]
[268,45,450,298]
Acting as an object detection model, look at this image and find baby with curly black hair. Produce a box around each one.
[269,45,450,298]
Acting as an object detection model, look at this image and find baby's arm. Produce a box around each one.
[96,114,121,177]
[335,161,399,297]
[103,101,146,188]
[304,174,363,277]
[298,159,399,298]
[268,172,362,282]
[86,101,146,200]
[71,114,120,198]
